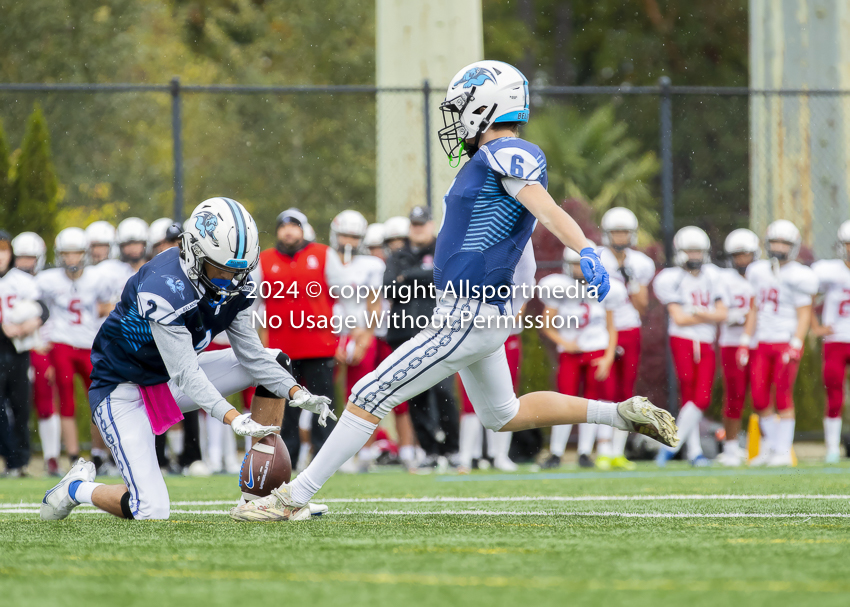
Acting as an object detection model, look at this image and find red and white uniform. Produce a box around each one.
[747,259,817,412]
[0,268,40,330]
[334,255,386,396]
[812,259,850,418]
[539,273,626,400]
[718,268,755,420]
[599,247,655,400]
[36,267,104,417]
[653,265,725,410]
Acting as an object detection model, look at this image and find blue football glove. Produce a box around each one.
[579,247,611,301]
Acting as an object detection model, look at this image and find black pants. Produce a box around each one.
[389,339,459,456]
[0,348,31,470]
[281,357,336,467]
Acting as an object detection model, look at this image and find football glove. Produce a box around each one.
[289,388,338,427]
[579,247,611,301]
[230,412,280,438]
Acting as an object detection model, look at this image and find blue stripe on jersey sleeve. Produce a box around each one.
[459,172,525,252]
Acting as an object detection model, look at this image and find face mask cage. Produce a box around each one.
[188,239,256,304]
[439,89,475,166]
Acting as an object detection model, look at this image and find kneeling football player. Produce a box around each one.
[40,198,336,521]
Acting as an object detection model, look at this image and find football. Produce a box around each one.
[239,434,291,501]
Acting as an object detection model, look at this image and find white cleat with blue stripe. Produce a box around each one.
[40,458,96,521]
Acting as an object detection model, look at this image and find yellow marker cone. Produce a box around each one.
[747,413,761,461]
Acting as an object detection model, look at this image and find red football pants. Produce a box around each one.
[610,327,641,401]
[720,346,749,420]
[49,343,92,418]
[823,342,850,418]
[669,336,716,411]
[749,342,799,412]
[460,334,522,414]
[556,349,615,401]
[30,351,56,419]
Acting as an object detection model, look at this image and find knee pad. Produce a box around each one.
[477,396,520,432]
[256,350,294,399]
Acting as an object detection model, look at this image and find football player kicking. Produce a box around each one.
[231,60,678,522]
[40,198,335,521]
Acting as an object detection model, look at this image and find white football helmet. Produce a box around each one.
[149,217,175,247]
[673,226,711,269]
[364,223,385,248]
[116,217,150,263]
[837,220,850,260]
[439,60,529,161]
[601,207,638,249]
[562,241,593,278]
[180,197,260,302]
[383,216,410,241]
[331,210,368,263]
[85,221,116,246]
[765,219,801,262]
[11,232,46,274]
[55,227,88,272]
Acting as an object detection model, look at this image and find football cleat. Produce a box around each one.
[617,397,679,448]
[690,454,711,467]
[715,451,742,467]
[540,454,561,469]
[748,451,771,467]
[611,455,637,471]
[767,452,795,467]
[229,483,313,522]
[825,452,840,465]
[655,446,676,467]
[595,456,612,471]
[492,457,518,472]
[578,453,594,468]
[40,458,96,521]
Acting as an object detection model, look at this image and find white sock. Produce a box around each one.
[39,415,61,460]
[297,442,311,468]
[549,424,571,457]
[596,425,613,458]
[459,414,483,467]
[486,429,512,462]
[205,413,224,470]
[723,440,740,456]
[686,424,703,460]
[167,429,184,458]
[673,402,703,455]
[290,411,378,505]
[759,415,777,455]
[824,417,842,456]
[586,399,623,429]
[72,481,103,505]
[222,427,238,469]
[399,445,415,465]
[776,418,795,457]
[611,428,629,458]
[577,424,598,456]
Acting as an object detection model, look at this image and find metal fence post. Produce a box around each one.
[659,76,679,413]
[423,79,432,210]
[171,76,184,223]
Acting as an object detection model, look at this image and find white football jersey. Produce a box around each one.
[333,255,386,333]
[747,259,817,344]
[812,259,850,344]
[539,273,626,353]
[0,268,41,351]
[598,247,656,330]
[652,266,726,344]
[91,259,135,304]
[36,267,105,349]
[718,267,755,348]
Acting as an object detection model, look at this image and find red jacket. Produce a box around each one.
[259,243,338,359]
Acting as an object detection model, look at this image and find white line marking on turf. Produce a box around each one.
[3,494,850,510]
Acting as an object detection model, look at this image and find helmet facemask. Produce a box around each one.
[181,234,256,305]
[439,88,499,165]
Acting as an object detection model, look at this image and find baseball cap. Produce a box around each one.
[409,206,431,225]
[276,208,308,229]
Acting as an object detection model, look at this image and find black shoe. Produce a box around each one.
[578,454,595,468]
[417,454,439,468]
[540,454,562,469]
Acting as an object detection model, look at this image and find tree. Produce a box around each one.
[13,104,59,248]
[0,119,11,229]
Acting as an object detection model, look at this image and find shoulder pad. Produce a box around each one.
[480,139,547,181]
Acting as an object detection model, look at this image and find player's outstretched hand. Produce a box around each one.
[230,412,280,438]
[579,247,610,301]
[290,389,338,427]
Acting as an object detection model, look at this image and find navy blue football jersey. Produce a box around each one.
[434,137,547,307]
[89,248,253,411]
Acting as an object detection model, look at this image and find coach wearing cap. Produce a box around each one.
[257,209,345,462]
[383,206,460,466]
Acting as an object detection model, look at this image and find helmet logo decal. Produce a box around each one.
[164,275,185,299]
[195,212,219,244]
[454,67,496,88]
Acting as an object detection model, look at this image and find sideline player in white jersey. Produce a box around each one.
[40,198,335,521]
[539,245,627,470]
[811,220,850,463]
[36,228,109,463]
[747,220,817,467]
[12,231,62,475]
[653,226,727,467]
[231,60,677,522]
[597,207,656,470]
[149,218,182,257]
[715,229,759,467]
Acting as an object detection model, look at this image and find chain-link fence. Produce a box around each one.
[1,80,846,428]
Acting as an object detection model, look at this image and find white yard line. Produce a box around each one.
[3,494,850,510]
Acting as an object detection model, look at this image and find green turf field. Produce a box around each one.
[2,462,850,607]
